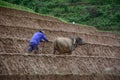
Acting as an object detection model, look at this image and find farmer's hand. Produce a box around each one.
[46,39,50,42]
[41,39,44,42]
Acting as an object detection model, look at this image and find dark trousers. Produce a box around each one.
[28,42,38,53]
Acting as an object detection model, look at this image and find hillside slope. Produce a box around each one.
[2,0,120,32]
[0,7,120,80]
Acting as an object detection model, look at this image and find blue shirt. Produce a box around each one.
[29,32,48,45]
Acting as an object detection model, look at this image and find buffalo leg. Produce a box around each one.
[53,48,56,54]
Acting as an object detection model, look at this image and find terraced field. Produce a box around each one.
[0,7,120,80]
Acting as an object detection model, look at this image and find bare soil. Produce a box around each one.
[0,7,120,80]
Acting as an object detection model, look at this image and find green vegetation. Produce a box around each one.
[0,0,35,13]
[0,0,69,24]
[1,0,120,34]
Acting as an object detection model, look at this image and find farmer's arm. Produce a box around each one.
[42,35,49,42]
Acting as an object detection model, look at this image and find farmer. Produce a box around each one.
[27,30,49,53]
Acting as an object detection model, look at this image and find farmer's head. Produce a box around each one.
[39,30,45,34]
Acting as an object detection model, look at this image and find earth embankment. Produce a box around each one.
[0,7,120,80]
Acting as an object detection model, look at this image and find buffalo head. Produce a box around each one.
[71,37,86,47]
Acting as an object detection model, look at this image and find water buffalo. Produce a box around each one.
[53,37,86,54]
